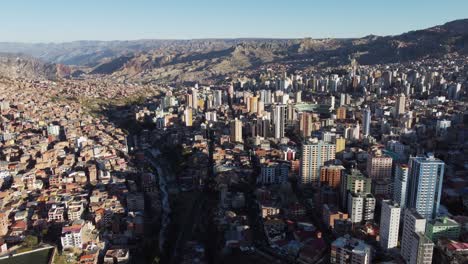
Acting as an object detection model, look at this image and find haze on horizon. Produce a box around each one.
[1,0,468,43]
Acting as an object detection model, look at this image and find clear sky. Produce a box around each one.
[1,0,467,42]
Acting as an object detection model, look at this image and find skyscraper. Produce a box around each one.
[273,104,286,139]
[230,118,243,143]
[362,108,371,137]
[379,200,400,250]
[300,138,336,185]
[395,93,406,116]
[407,153,445,220]
[393,163,409,210]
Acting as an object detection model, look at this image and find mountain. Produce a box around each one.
[0,19,466,82]
[0,53,70,80]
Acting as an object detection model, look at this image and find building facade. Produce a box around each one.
[407,153,445,220]
[300,139,336,185]
[379,200,400,250]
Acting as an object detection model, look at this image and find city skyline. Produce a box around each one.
[0,3,466,263]
[1,0,467,42]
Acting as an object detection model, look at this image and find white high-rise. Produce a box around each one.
[300,138,336,185]
[379,200,400,250]
[347,192,375,223]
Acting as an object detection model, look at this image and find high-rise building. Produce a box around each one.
[185,94,193,108]
[366,150,393,180]
[362,108,371,137]
[248,96,259,114]
[396,93,406,116]
[191,88,198,110]
[256,117,270,138]
[259,162,290,184]
[213,90,223,107]
[273,104,286,139]
[409,233,434,264]
[335,137,346,153]
[347,192,375,223]
[339,93,346,106]
[393,163,409,210]
[286,104,296,125]
[259,89,272,104]
[300,139,336,185]
[183,107,193,127]
[257,100,265,116]
[407,153,445,220]
[401,209,430,263]
[299,112,315,138]
[230,118,243,143]
[320,164,344,189]
[331,235,372,264]
[322,131,337,143]
[329,95,336,109]
[448,83,462,100]
[379,200,400,250]
[336,106,347,120]
[340,169,372,209]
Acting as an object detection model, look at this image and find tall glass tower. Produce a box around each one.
[407,153,445,220]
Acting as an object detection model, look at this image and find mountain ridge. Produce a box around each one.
[0,19,467,82]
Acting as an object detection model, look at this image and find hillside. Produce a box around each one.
[0,53,70,80]
[0,19,466,82]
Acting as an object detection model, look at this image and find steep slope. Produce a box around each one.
[0,53,70,80]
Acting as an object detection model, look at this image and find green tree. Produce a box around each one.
[22,235,39,248]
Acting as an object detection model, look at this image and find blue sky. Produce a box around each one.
[1,0,467,42]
